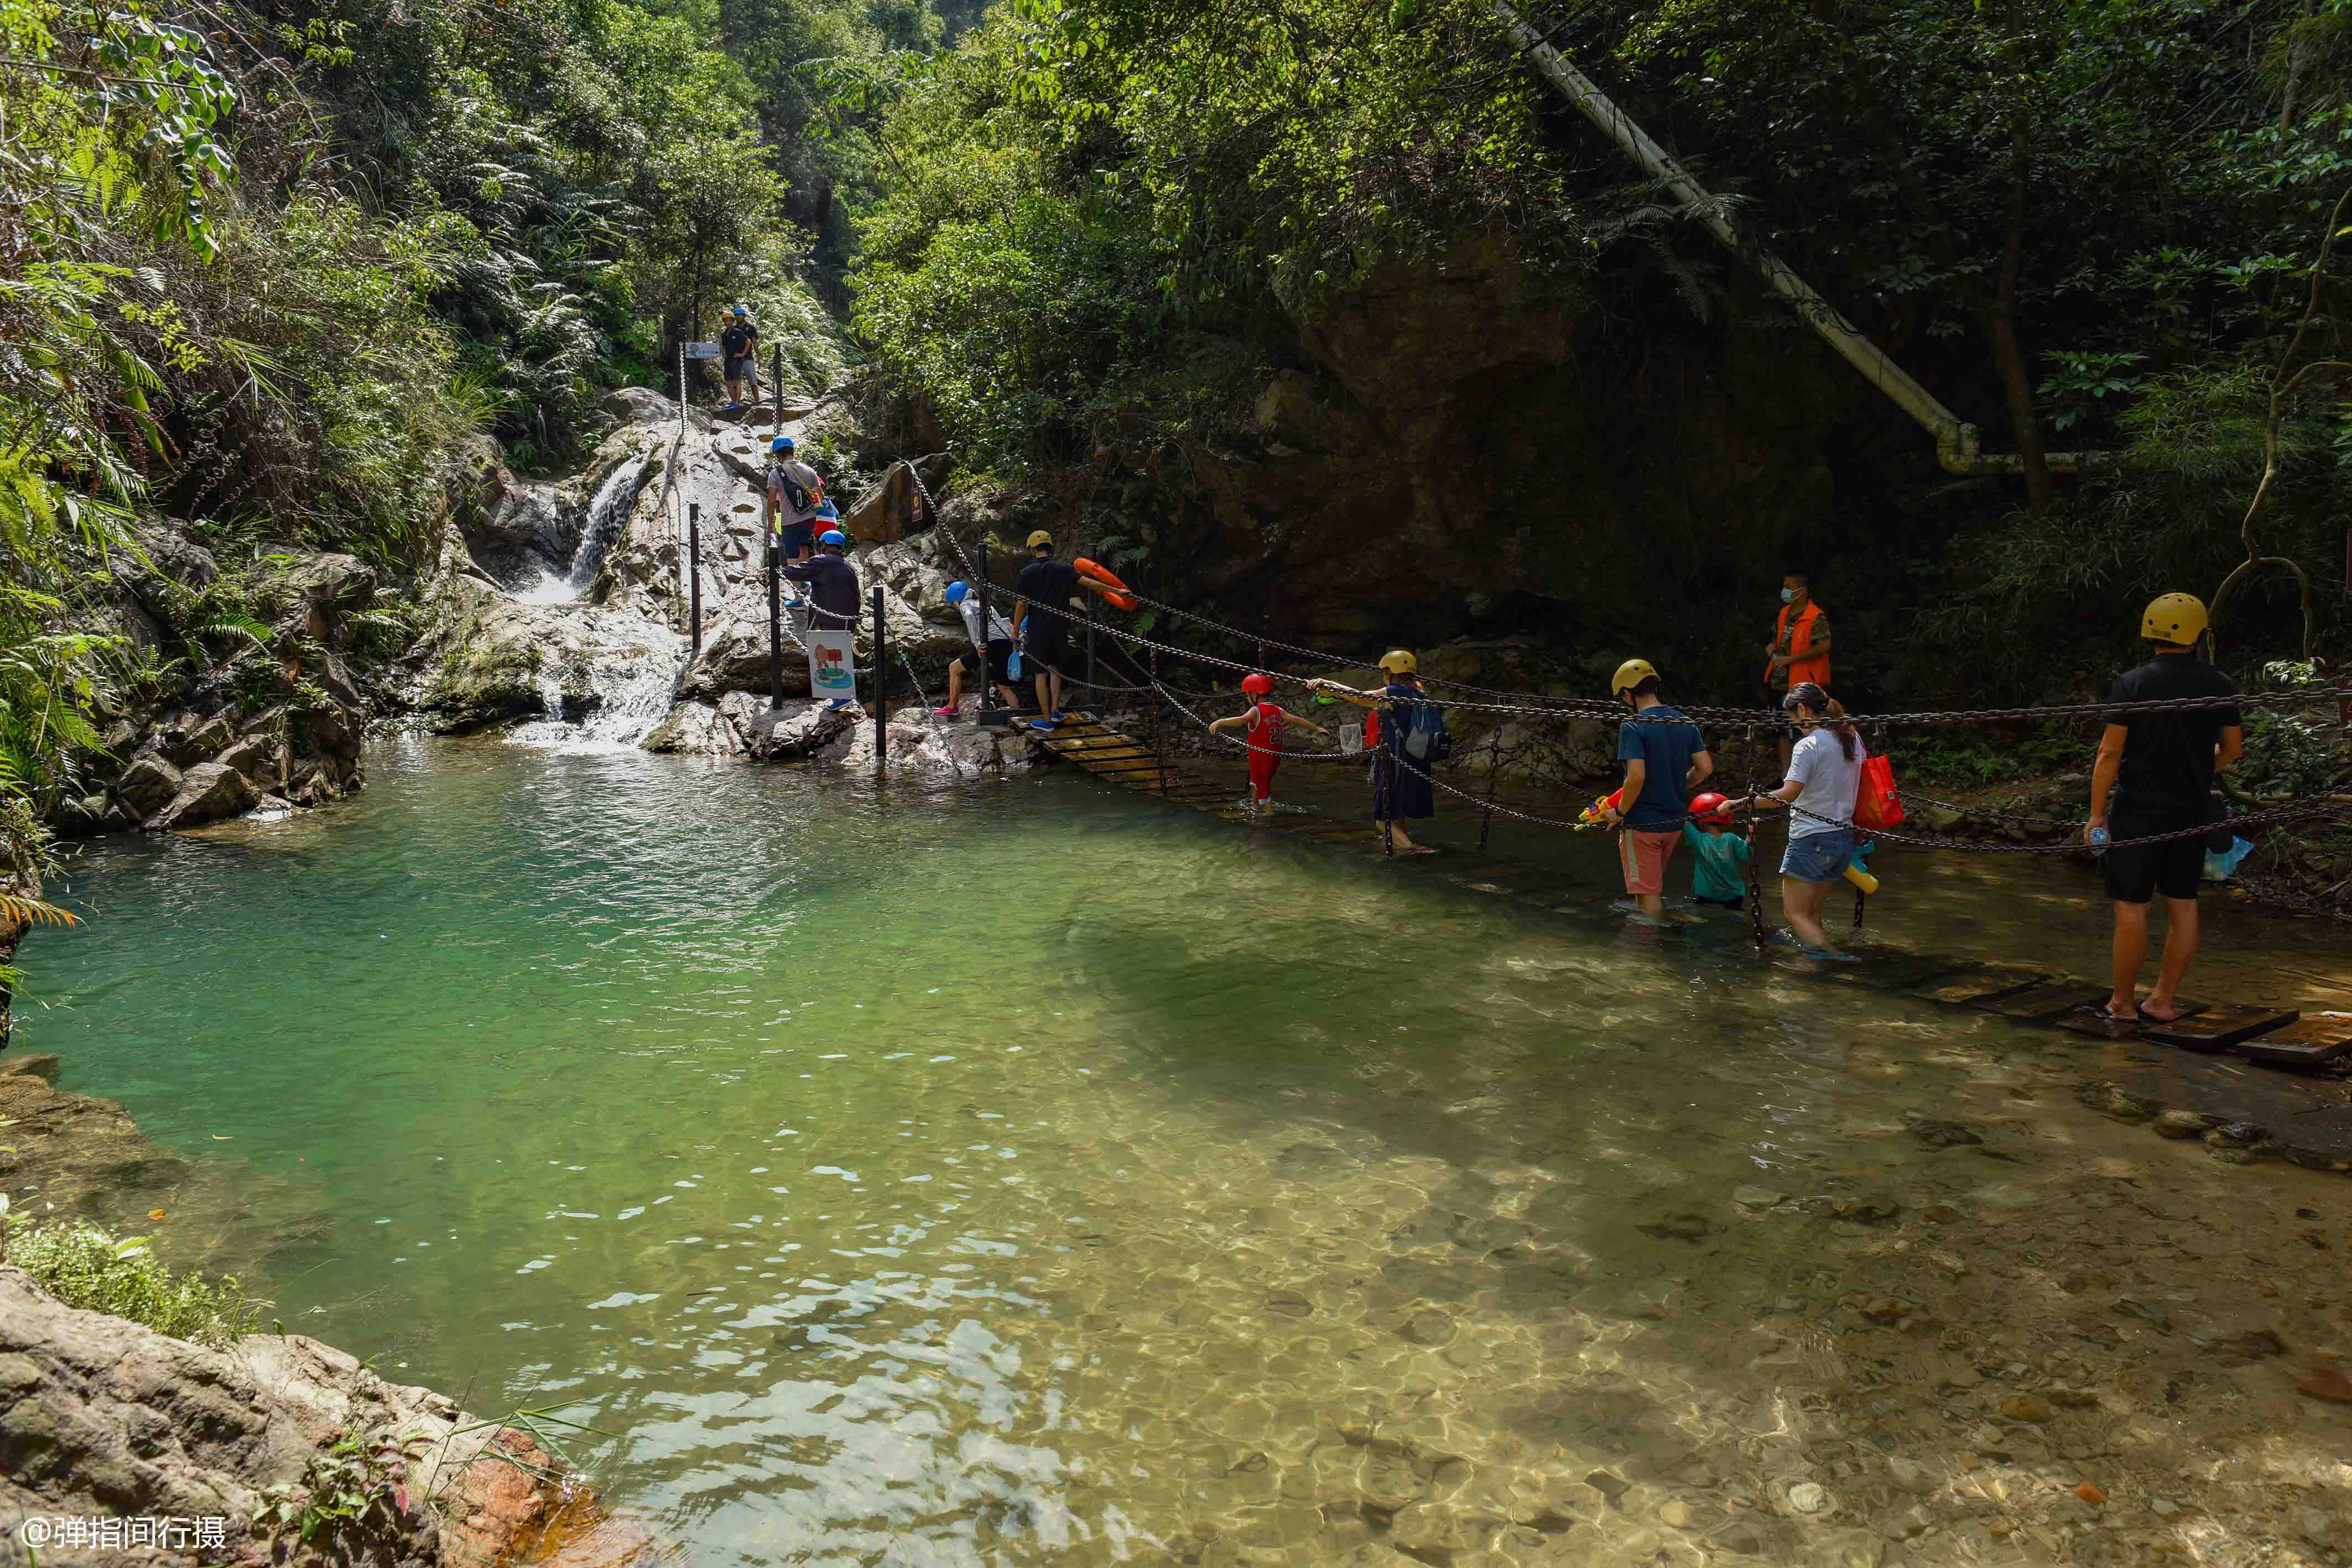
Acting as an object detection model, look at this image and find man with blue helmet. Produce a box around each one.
[782,528,862,709]
[763,435,826,567]
[782,528,860,629]
[938,580,1017,716]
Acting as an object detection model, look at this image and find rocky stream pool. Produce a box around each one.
[27,736,2352,1568]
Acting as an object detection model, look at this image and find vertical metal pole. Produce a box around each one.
[767,535,783,710]
[688,504,703,654]
[771,344,783,432]
[1085,597,1097,713]
[1478,728,1502,851]
[872,584,888,768]
[977,540,996,716]
[1151,647,1165,796]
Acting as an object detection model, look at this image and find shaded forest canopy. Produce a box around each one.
[5,0,2351,884]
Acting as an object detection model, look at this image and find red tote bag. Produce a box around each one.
[1854,753,1906,832]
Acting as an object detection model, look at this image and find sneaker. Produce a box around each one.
[933,705,959,717]
[1031,718,1057,734]
[826,698,855,711]
[1049,710,1067,723]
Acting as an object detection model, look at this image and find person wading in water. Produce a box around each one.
[1309,651,1446,853]
[2084,592,2244,1022]
[1746,682,1865,956]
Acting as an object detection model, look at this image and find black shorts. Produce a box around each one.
[777,521,813,557]
[1024,619,1072,674]
[2104,808,2204,904]
[725,356,757,384]
[957,639,1012,684]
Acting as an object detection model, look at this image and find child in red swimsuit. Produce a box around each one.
[1208,673,1330,808]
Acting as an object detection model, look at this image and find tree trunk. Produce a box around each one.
[1984,119,2054,514]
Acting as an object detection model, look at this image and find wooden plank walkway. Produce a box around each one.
[1022,712,2352,1081]
[1016,712,1369,845]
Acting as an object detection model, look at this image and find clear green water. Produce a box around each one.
[28,738,2352,1567]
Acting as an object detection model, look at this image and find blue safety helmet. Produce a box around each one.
[732,304,748,316]
[945,581,970,605]
[819,529,847,548]
[771,435,793,453]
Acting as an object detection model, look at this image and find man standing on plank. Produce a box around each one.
[1012,530,1115,732]
[2085,592,2243,1023]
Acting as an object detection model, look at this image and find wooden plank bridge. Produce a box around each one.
[1018,713,2352,1090]
[1015,712,1373,848]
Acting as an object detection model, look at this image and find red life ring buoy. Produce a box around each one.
[1073,557,1139,612]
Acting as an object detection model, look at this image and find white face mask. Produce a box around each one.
[1780,587,1797,604]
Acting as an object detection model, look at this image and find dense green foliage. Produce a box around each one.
[848,0,2351,701]
[852,0,1586,467]
[2,1212,264,1346]
[0,0,956,892]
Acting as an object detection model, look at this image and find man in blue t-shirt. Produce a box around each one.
[1602,657,1713,920]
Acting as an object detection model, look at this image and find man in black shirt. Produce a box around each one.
[2085,592,2244,1023]
[1012,530,1112,732]
[720,306,758,407]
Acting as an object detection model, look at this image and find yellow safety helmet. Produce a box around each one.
[2140,592,2208,645]
[1026,529,1054,549]
[1611,657,1658,697]
[1377,649,1418,675]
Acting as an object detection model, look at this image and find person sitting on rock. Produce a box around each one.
[938,580,1019,717]
[721,306,759,407]
[764,436,826,571]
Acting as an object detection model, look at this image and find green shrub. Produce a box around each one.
[1,1215,264,1348]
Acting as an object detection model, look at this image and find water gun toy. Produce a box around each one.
[1575,788,1624,830]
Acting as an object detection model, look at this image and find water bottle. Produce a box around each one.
[2088,825,2110,850]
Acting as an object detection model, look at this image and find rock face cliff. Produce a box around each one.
[0,1264,663,1568]
[419,390,1039,774]
[1045,231,1872,665]
[53,545,381,841]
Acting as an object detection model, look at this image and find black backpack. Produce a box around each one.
[1400,697,1452,765]
[772,463,812,513]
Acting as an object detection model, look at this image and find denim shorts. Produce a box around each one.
[1782,827,1854,883]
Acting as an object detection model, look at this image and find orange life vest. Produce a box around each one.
[1766,601,1829,689]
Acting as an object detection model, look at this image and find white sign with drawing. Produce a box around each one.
[806,629,857,701]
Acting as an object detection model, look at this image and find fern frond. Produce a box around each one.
[0,893,79,929]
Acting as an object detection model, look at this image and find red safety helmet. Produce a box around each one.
[1688,790,1733,826]
[1241,672,1274,695]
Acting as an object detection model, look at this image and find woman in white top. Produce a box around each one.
[1746,681,1865,954]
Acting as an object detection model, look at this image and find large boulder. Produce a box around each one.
[678,616,809,700]
[601,386,679,426]
[841,461,922,545]
[215,735,285,792]
[274,553,378,643]
[111,755,182,819]
[0,1265,663,1568]
[143,761,256,831]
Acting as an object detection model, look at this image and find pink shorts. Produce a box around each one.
[1619,828,1679,897]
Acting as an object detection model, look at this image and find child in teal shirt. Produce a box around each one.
[1681,791,1751,909]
